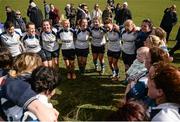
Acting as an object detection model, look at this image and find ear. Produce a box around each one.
[157,89,164,97]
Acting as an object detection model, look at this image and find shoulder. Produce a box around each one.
[0,32,7,37]
[152,105,180,121]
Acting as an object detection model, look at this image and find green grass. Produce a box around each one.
[0,0,180,120]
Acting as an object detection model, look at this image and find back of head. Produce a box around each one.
[29,66,60,94]
[146,35,163,48]
[13,53,42,76]
[171,4,176,11]
[30,2,36,8]
[0,47,13,69]
[154,27,166,41]
[123,2,128,8]
[150,47,170,65]
[4,21,14,30]
[137,47,149,57]
[107,100,148,121]
[152,62,180,104]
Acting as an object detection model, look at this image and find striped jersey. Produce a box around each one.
[121,28,138,54]
[107,29,121,52]
[40,31,59,52]
[90,27,106,47]
[57,28,75,50]
[21,33,41,53]
[75,28,90,49]
[0,31,22,57]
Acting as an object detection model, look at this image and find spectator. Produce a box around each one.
[114,3,122,26]
[169,25,180,56]
[43,0,50,19]
[107,100,149,121]
[121,2,132,25]
[0,53,42,121]
[76,4,91,25]
[107,0,115,12]
[22,66,59,121]
[148,62,180,121]
[27,2,43,29]
[14,10,26,33]
[5,6,16,24]
[0,52,59,121]
[64,4,71,19]
[160,5,178,41]
[91,4,102,20]
[49,4,60,26]
[102,5,112,24]
[69,3,76,28]
[125,47,170,105]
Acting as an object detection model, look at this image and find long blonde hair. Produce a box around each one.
[11,53,42,77]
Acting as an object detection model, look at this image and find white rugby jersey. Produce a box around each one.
[75,29,90,49]
[57,28,75,50]
[121,28,138,54]
[21,33,41,53]
[40,31,59,52]
[0,31,22,57]
[90,27,106,47]
[107,30,121,52]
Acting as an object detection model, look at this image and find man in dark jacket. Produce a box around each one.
[27,2,43,29]
[69,4,76,28]
[14,10,26,32]
[5,6,16,24]
[121,2,132,25]
[169,25,180,56]
[160,5,178,41]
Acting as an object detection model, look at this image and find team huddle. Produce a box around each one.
[0,0,180,121]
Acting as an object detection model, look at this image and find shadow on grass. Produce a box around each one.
[51,67,126,121]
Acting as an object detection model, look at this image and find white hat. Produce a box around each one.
[66,4,70,8]
[123,2,128,6]
[30,2,36,7]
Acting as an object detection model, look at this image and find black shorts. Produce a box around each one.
[91,45,105,54]
[122,51,136,66]
[75,48,89,57]
[43,49,59,61]
[37,49,46,62]
[62,49,75,60]
[107,50,121,59]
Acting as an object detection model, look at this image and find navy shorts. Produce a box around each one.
[62,49,75,60]
[107,50,121,59]
[122,51,136,66]
[75,48,89,57]
[43,49,60,61]
[91,45,105,54]
[37,49,46,62]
